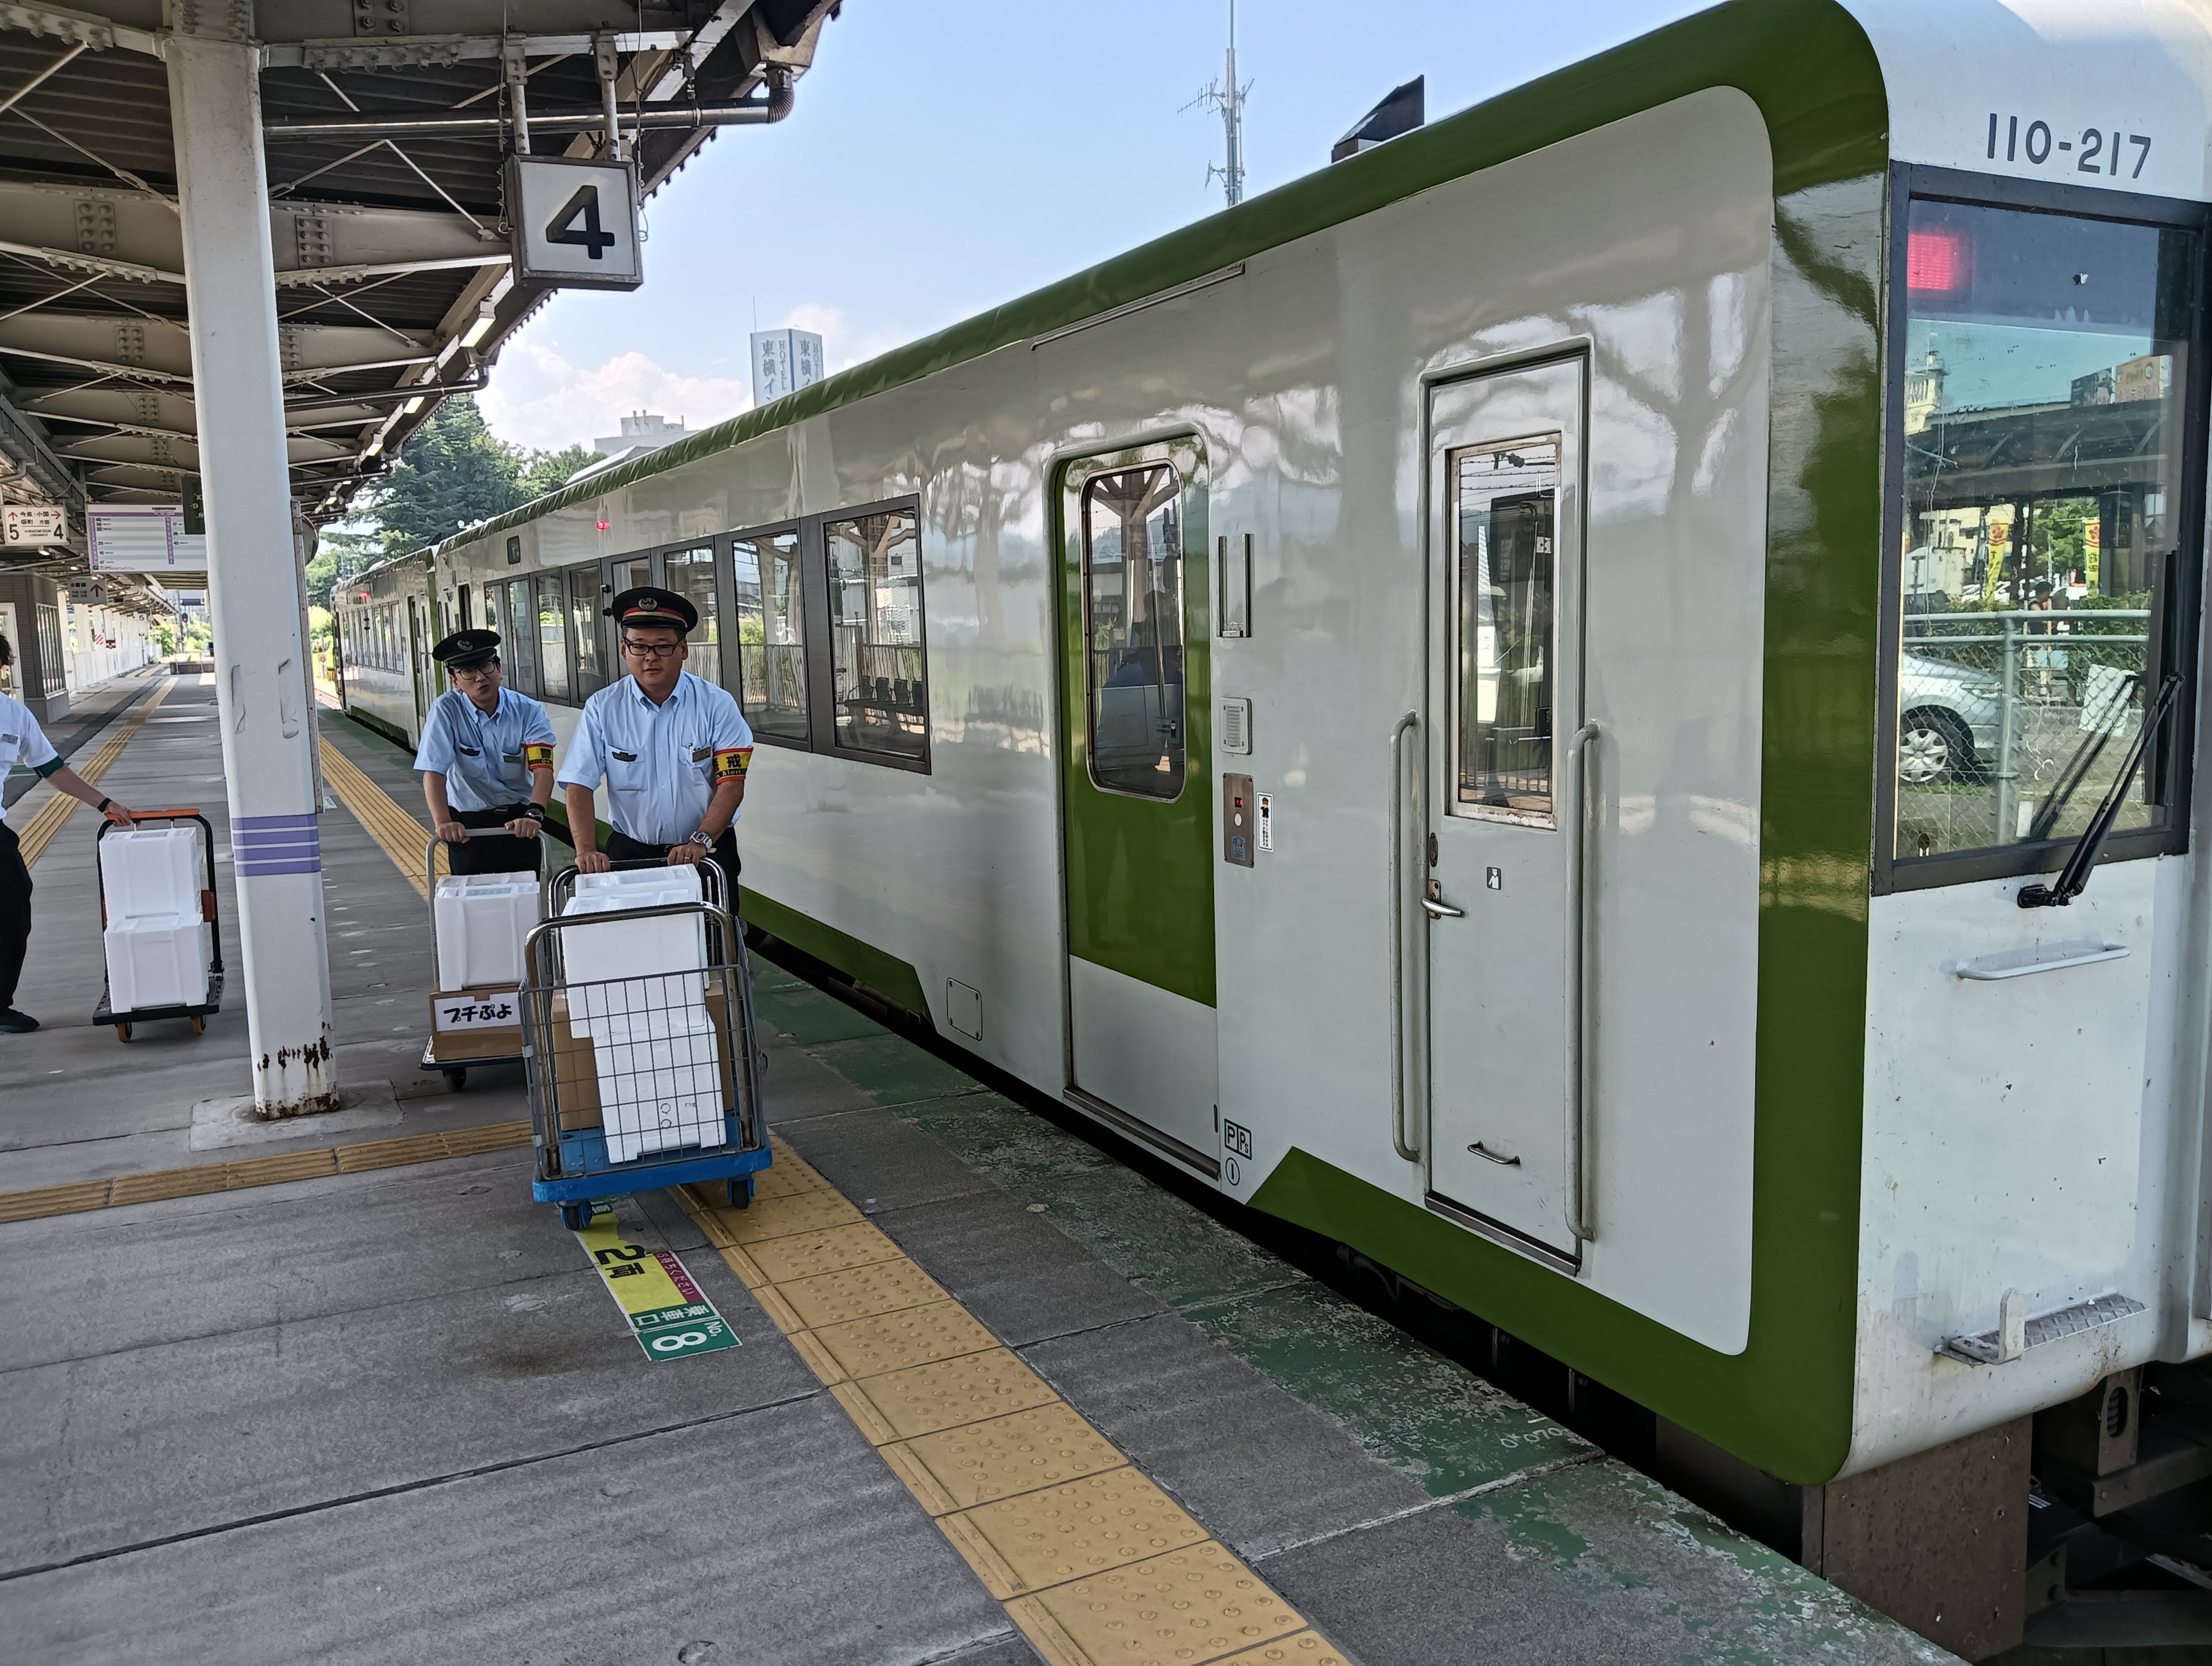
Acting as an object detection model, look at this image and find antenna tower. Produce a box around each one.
[1185,0,1253,208]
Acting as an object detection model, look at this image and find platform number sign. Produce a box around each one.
[506,155,642,292]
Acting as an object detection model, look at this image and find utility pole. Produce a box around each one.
[1186,0,1252,208]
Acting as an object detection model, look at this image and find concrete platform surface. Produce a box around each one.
[0,694,1960,1665]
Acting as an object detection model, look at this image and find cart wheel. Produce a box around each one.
[443,1068,467,1091]
[114,1023,132,1042]
[726,1176,753,1210]
[560,1202,588,1231]
[189,1015,204,1035]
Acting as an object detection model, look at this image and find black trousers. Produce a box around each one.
[445,807,544,875]
[604,828,740,913]
[0,822,28,1009]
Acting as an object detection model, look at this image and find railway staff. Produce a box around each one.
[557,588,752,898]
[0,633,131,1034]
[415,629,557,875]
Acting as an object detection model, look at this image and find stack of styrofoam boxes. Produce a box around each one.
[431,869,541,992]
[100,828,209,1013]
[559,867,715,1163]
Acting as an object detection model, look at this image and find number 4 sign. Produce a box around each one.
[507,155,643,291]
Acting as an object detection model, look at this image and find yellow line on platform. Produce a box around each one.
[18,679,172,866]
[0,1119,532,1224]
[678,1150,1346,1666]
[319,736,444,897]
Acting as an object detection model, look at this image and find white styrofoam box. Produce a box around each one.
[595,1033,723,1163]
[558,887,710,1040]
[433,875,541,992]
[572,866,703,901]
[104,913,210,1011]
[99,828,200,921]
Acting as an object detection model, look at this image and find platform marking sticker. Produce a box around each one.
[576,1212,740,1362]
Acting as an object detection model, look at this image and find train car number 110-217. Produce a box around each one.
[1988,114,2152,177]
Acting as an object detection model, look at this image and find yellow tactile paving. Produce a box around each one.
[947,1469,1211,1598]
[809,1298,1000,1379]
[319,737,443,898]
[667,1132,1345,1666]
[0,1119,536,1223]
[17,677,170,867]
[1006,1541,1306,1666]
[888,1403,1128,1514]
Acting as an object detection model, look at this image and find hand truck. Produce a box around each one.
[93,809,223,1042]
[419,832,541,1091]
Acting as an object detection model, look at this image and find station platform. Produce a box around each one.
[0,688,1958,1665]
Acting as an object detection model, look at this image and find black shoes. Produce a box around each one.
[0,1009,38,1033]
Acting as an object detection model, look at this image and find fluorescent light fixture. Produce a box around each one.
[402,395,426,414]
[364,435,383,457]
[460,302,497,348]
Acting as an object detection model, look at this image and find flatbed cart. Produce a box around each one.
[419,831,537,1091]
[93,809,223,1041]
[519,861,770,1229]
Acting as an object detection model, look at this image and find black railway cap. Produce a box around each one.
[431,628,501,670]
[610,587,697,636]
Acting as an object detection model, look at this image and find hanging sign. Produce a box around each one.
[2,504,66,546]
[66,576,109,605]
[507,156,643,292]
[87,506,207,574]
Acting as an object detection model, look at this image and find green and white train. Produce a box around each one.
[337,0,2212,1504]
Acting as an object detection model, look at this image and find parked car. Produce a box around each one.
[1898,652,2002,784]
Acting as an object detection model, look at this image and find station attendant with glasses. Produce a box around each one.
[557,588,753,898]
[415,629,558,875]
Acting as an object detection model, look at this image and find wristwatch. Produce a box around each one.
[686,828,713,848]
[522,804,546,823]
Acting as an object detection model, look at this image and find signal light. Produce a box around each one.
[596,520,610,532]
[1908,228,1973,294]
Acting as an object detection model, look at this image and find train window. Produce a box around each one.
[827,508,928,762]
[1451,438,1559,825]
[502,579,538,693]
[732,528,809,742]
[611,555,651,595]
[1080,466,1187,798]
[1888,193,2201,874]
[535,574,570,701]
[568,567,604,696]
[664,546,721,687]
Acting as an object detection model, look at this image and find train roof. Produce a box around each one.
[433,0,2211,565]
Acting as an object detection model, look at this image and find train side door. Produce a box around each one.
[1424,358,1589,1271]
[1057,440,1218,1172]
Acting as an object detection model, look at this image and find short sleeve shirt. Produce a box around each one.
[413,687,556,813]
[555,670,754,844]
[0,693,56,826]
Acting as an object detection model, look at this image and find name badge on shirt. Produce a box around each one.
[503,753,523,764]
[691,747,712,762]
[0,734,16,745]
[612,751,638,763]
[458,745,481,757]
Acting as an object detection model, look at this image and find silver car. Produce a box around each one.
[1898,652,2002,784]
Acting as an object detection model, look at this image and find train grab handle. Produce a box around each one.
[1562,720,1601,1244]
[1388,710,1421,1164]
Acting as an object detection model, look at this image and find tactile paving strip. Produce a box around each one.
[672,1144,1347,1666]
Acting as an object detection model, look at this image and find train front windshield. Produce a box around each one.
[1891,194,2201,871]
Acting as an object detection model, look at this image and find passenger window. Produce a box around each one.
[611,555,651,595]
[827,509,927,761]
[503,579,537,693]
[1451,439,1558,824]
[568,567,604,695]
[1892,198,2198,866]
[664,546,721,686]
[535,574,570,701]
[733,528,808,742]
[1081,466,1187,799]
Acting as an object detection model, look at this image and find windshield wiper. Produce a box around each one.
[2018,671,2183,909]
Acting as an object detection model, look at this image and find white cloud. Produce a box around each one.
[779,303,910,372]
[479,341,753,454]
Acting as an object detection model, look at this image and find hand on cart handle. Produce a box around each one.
[501,812,543,841]
[434,818,470,843]
[100,800,133,826]
[575,848,612,873]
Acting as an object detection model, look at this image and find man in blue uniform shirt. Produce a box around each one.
[415,629,558,875]
[557,588,753,898]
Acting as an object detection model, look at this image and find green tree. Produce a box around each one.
[518,444,596,500]
[358,394,524,556]
[305,526,382,606]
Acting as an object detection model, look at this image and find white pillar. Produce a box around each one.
[167,25,338,1117]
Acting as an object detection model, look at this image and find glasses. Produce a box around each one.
[452,663,499,680]
[622,639,683,660]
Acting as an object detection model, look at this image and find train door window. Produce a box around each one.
[610,554,651,596]
[568,566,605,696]
[503,579,538,693]
[535,573,570,701]
[458,585,472,629]
[1080,466,1187,798]
[732,527,808,743]
[664,546,721,686]
[1452,438,1559,825]
[1884,183,2205,885]
[826,507,928,762]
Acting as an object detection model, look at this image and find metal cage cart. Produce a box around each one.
[520,861,770,1229]
[419,834,543,1091]
[93,809,224,1041]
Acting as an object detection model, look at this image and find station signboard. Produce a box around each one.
[2,503,66,546]
[87,505,208,575]
[507,156,642,291]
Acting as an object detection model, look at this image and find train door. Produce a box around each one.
[1423,358,1590,1271]
[408,595,435,736]
[1057,440,1217,1172]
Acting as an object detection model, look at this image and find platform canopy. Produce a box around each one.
[0,0,836,581]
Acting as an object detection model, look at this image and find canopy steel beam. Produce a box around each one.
[263,78,787,139]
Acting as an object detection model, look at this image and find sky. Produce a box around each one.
[480,0,1713,455]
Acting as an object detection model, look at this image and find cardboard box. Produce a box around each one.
[427,985,523,1063]
[549,985,732,1133]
